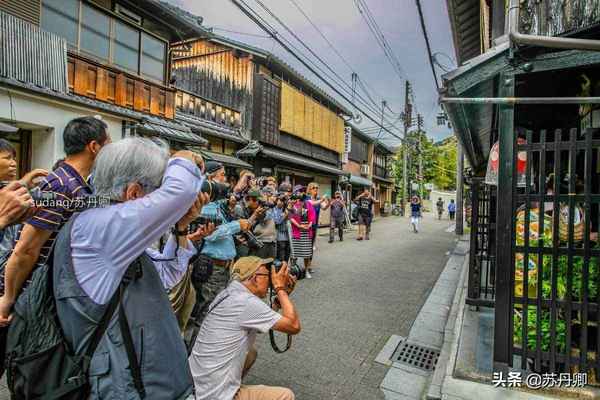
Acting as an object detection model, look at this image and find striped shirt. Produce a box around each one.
[20,161,91,266]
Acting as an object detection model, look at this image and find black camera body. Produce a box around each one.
[267,260,305,280]
[189,215,222,233]
[200,180,231,202]
[0,181,57,203]
[258,199,277,209]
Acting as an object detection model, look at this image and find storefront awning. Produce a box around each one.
[262,147,345,176]
[341,174,372,187]
[136,118,207,146]
[441,43,510,171]
[201,150,252,169]
[236,141,345,176]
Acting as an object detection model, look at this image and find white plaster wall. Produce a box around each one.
[0,89,124,170]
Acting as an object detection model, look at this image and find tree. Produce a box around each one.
[391,133,457,199]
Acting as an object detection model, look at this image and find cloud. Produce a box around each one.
[167,0,456,141]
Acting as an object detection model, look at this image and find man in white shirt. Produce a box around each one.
[189,256,300,400]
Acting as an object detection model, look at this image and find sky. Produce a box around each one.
[166,0,457,144]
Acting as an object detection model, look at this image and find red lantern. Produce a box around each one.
[485,138,527,186]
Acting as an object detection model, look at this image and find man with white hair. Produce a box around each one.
[52,137,205,399]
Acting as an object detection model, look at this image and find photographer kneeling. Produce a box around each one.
[190,256,299,400]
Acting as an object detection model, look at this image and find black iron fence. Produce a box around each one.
[467,178,497,307]
[497,127,600,377]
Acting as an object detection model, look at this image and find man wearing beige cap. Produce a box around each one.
[189,256,300,400]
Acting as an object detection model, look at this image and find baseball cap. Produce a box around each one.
[293,185,305,195]
[205,160,224,174]
[246,187,263,199]
[230,256,274,281]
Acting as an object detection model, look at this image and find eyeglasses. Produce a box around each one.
[255,273,269,278]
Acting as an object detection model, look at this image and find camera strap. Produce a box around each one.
[268,287,292,353]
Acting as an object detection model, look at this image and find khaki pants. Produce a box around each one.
[234,385,294,400]
[168,266,196,334]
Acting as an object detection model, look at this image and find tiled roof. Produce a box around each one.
[176,112,248,144]
[0,76,202,142]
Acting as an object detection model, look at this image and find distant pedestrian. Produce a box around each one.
[410,196,422,233]
[436,198,444,220]
[448,199,456,220]
[329,191,346,243]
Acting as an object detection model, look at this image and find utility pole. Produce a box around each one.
[417,114,424,200]
[402,81,411,214]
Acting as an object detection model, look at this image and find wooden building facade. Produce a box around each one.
[0,0,208,171]
[171,33,352,222]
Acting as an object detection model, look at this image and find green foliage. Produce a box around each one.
[514,306,567,353]
[391,132,457,195]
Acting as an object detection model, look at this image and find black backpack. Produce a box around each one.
[5,259,145,400]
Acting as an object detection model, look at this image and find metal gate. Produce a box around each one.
[495,126,600,376]
[467,178,497,307]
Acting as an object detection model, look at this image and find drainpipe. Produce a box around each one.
[440,97,600,105]
[508,0,600,51]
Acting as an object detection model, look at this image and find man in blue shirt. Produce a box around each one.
[448,199,457,221]
[192,161,250,333]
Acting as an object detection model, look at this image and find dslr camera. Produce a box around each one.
[0,181,57,203]
[267,259,305,281]
[200,180,231,202]
[189,215,222,233]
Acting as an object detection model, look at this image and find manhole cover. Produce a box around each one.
[392,340,440,372]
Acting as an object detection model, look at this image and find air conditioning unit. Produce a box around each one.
[360,164,370,176]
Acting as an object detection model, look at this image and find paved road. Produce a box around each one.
[245,214,457,400]
[0,214,456,400]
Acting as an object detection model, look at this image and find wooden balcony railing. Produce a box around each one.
[0,10,67,92]
[175,89,242,129]
[519,0,600,37]
[67,54,175,119]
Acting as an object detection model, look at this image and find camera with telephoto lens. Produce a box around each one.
[200,180,231,202]
[258,199,277,209]
[0,181,57,203]
[189,215,222,233]
[267,259,305,280]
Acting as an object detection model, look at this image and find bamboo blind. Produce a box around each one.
[280,82,344,154]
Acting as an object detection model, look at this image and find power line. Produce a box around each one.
[285,0,403,118]
[210,27,271,38]
[250,0,400,126]
[414,0,440,90]
[243,0,379,118]
[286,0,354,72]
[353,0,406,83]
[230,0,405,142]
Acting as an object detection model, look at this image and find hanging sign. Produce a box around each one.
[485,138,527,186]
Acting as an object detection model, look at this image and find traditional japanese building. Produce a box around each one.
[167,28,352,198]
[444,0,600,393]
[0,0,217,173]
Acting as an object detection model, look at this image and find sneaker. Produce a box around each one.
[357,237,363,241]
[328,240,334,243]
[306,270,312,279]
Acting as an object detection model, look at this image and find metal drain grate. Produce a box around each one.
[392,340,440,372]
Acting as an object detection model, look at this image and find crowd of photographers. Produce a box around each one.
[0,116,361,399]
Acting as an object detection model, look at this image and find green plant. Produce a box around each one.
[514,306,567,353]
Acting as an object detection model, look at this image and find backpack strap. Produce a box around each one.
[84,258,146,398]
